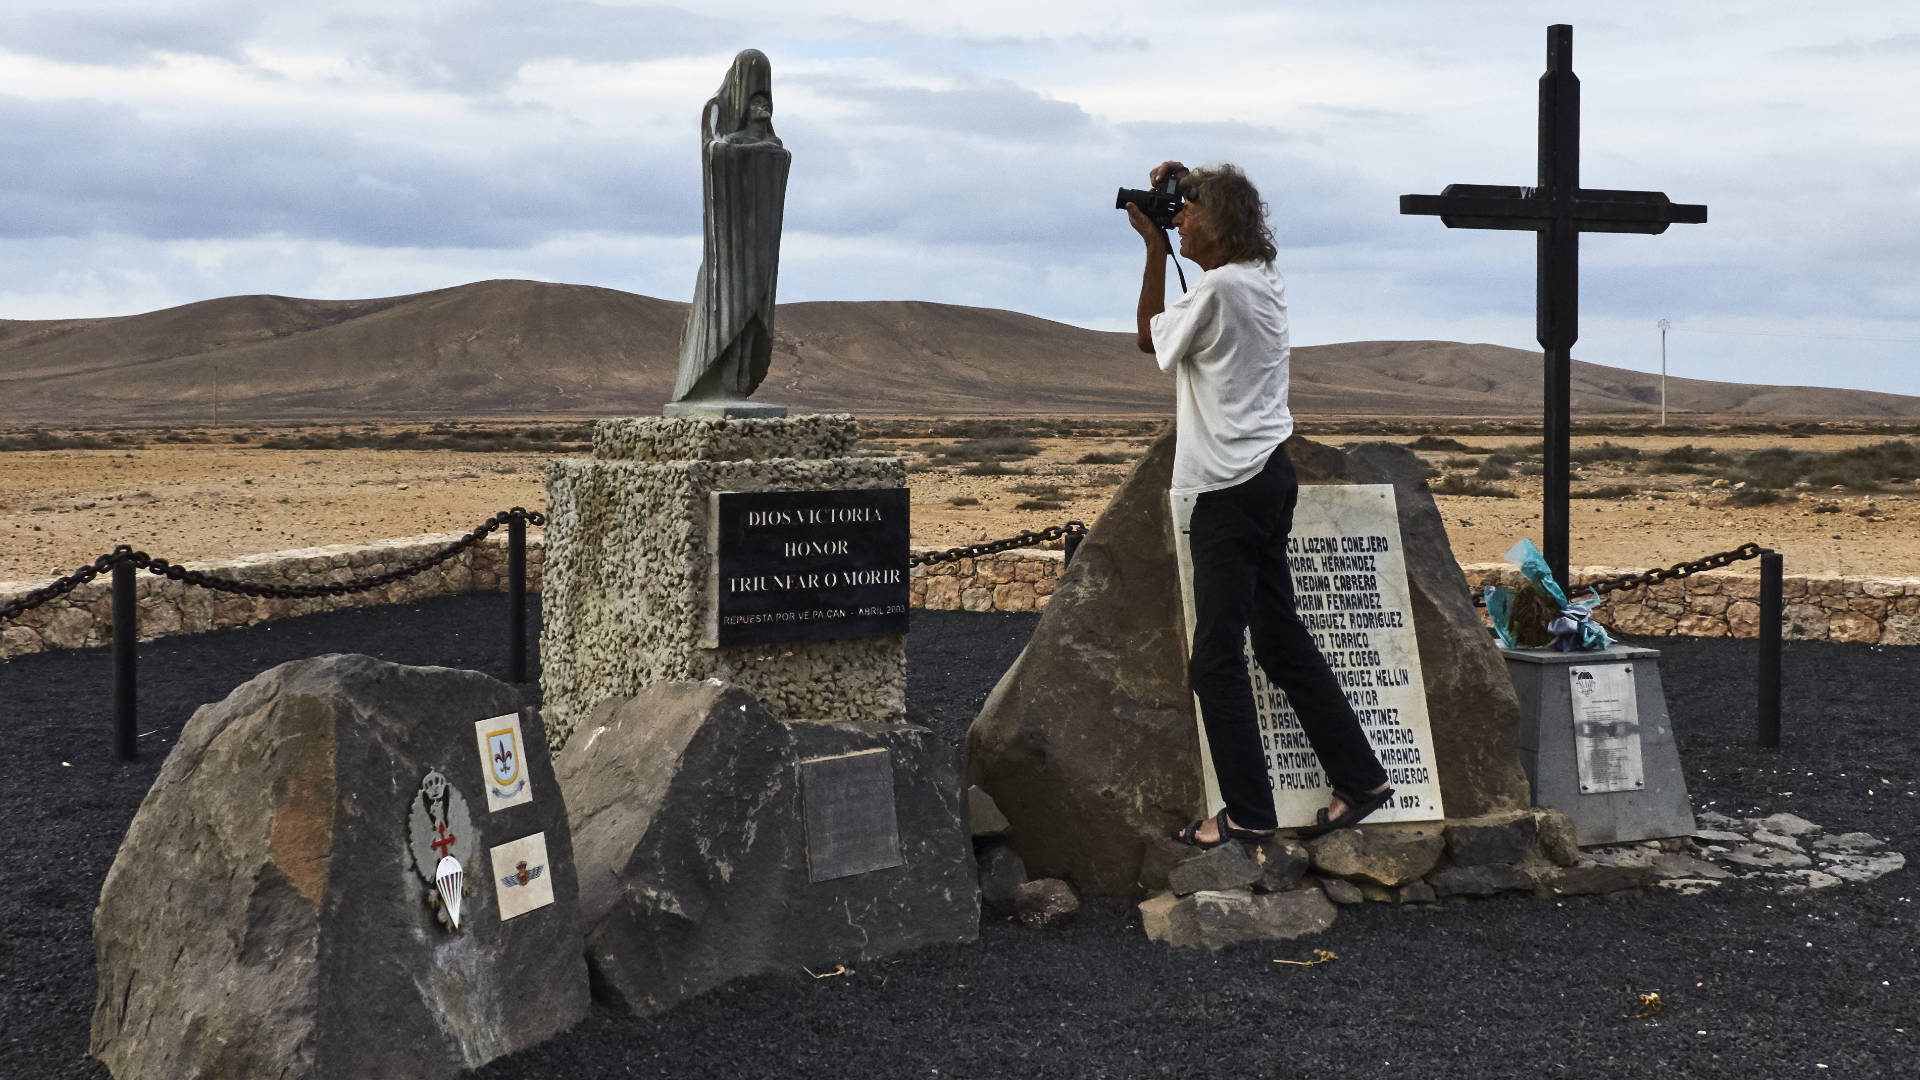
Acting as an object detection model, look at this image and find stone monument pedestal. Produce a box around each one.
[662,399,789,419]
[540,414,906,748]
[1503,644,1696,846]
[543,418,971,1010]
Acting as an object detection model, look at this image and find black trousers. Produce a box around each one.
[1187,446,1389,830]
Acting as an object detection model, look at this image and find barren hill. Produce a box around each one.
[0,279,1913,423]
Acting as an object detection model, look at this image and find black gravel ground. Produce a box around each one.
[4,597,1915,1079]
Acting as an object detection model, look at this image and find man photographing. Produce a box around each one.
[1124,160,1393,846]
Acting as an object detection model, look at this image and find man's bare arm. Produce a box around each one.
[1127,203,1167,354]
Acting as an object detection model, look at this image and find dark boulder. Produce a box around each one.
[967,433,1198,895]
[555,680,976,1016]
[90,654,588,1080]
[969,432,1531,895]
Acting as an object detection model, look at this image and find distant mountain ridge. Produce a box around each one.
[0,278,1913,423]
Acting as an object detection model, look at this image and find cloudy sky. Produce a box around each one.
[2,1,1917,395]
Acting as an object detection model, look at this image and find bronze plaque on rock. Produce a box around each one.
[800,749,904,883]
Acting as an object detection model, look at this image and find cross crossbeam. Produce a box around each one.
[1400,24,1705,589]
[1402,185,1706,234]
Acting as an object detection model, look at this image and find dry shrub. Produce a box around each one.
[1570,441,1641,464]
[1572,484,1637,499]
[1432,475,1517,498]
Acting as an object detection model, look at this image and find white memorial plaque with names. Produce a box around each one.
[1174,483,1446,828]
[1567,663,1646,794]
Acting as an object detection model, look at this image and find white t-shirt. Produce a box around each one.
[1149,260,1295,495]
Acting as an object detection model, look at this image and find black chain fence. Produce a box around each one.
[0,508,546,624]
[0,503,1789,758]
[0,510,1085,627]
[908,522,1087,567]
[1578,542,1767,597]
[4,515,1772,622]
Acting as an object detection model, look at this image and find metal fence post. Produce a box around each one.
[1063,531,1082,567]
[1757,549,1783,748]
[508,511,527,683]
[113,556,137,760]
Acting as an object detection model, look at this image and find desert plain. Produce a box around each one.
[1,418,1916,584]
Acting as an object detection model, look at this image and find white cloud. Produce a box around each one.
[0,0,1916,396]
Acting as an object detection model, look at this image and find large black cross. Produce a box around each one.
[1401,24,1706,590]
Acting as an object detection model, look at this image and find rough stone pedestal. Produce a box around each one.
[90,654,588,1080]
[1504,644,1696,846]
[541,415,905,748]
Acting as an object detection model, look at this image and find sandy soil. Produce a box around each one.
[0,430,1913,582]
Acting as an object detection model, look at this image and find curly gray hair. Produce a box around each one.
[1180,164,1277,267]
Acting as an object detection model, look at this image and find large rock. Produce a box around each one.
[1143,888,1339,950]
[1444,810,1541,867]
[556,680,976,1016]
[91,654,588,1080]
[1429,864,1535,898]
[1250,837,1312,893]
[1167,843,1262,896]
[969,432,1530,895]
[967,433,1197,895]
[1306,827,1446,887]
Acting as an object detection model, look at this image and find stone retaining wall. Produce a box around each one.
[6,539,1913,658]
[0,533,547,659]
[908,549,1066,614]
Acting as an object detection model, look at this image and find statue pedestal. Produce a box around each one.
[539,415,906,750]
[662,399,789,420]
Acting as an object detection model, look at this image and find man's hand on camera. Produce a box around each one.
[1150,160,1187,186]
[1126,203,1168,253]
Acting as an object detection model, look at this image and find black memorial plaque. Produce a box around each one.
[711,487,910,647]
[799,749,903,883]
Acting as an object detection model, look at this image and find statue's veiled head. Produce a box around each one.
[708,48,776,141]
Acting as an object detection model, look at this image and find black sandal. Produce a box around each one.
[1174,808,1277,848]
[1220,814,1277,843]
[1173,808,1232,849]
[1296,785,1395,841]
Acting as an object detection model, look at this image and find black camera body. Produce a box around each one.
[1116,172,1185,229]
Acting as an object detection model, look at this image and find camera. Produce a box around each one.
[1116,171,1185,229]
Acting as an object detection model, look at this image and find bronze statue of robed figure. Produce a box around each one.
[666,48,791,418]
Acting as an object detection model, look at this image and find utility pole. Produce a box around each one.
[1657,318,1669,426]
